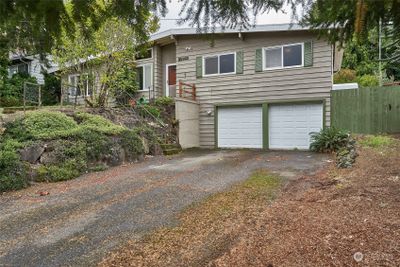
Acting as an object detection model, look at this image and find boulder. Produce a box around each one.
[105,144,125,166]
[141,137,150,155]
[150,143,163,156]
[40,151,58,165]
[19,144,45,164]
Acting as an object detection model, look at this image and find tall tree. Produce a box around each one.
[0,0,166,57]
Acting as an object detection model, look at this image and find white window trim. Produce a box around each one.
[137,63,153,92]
[68,73,91,97]
[136,47,153,62]
[202,52,236,77]
[263,42,304,71]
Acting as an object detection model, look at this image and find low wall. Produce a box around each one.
[175,98,200,148]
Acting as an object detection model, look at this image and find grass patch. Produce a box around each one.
[359,135,395,148]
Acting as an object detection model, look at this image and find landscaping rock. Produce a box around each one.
[19,144,45,163]
[150,143,163,156]
[141,137,150,155]
[105,144,125,166]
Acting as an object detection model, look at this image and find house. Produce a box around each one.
[149,24,335,150]
[8,54,58,84]
[63,23,337,150]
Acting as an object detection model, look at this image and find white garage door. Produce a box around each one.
[269,103,323,150]
[218,106,263,148]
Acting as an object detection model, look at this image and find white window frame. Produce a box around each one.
[137,63,153,91]
[135,47,153,61]
[68,73,91,97]
[263,42,304,71]
[202,52,236,77]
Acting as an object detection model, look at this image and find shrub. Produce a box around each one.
[23,111,78,139]
[3,118,34,141]
[154,96,174,107]
[333,69,357,84]
[138,105,161,118]
[0,96,21,107]
[73,128,113,161]
[120,129,144,160]
[40,161,83,182]
[359,135,395,148]
[357,75,379,87]
[38,140,87,182]
[0,139,27,192]
[310,127,350,153]
[74,112,125,135]
[42,73,61,105]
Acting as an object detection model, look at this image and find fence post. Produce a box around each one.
[23,81,26,115]
[38,85,42,107]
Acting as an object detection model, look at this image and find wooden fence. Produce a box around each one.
[331,86,400,134]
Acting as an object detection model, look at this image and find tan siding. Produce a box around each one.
[176,31,332,148]
[161,44,177,95]
[153,45,163,97]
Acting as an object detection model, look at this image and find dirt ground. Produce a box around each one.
[102,140,400,267]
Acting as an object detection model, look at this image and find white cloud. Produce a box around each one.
[158,0,295,32]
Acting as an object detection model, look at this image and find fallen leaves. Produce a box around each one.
[100,139,400,267]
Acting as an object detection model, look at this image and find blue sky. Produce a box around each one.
[158,1,294,32]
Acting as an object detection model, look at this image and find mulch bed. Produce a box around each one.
[101,142,400,267]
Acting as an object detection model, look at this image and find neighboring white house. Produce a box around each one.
[8,54,58,84]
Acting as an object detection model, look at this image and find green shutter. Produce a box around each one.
[196,56,203,78]
[236,51,244,74]
[304,41,313,67]
[255,48,263,72]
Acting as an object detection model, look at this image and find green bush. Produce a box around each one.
[359,135,395,148]
[310,127,350,153]
[0,73,38,107]
[0,96,21,107]
[333,69,357,84]
[138,105,161,118]
[120,129,144,160]
[154,96,174,107]
[38,140,87,182]
[357,74,379,87]
[0,139,27,192]
[23,111,78,139]
[3,118,34,141]
[73,128,113,161]
[42,73,61,105]
[74,112,125,135]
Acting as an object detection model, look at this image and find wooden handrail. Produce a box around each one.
[178,81,196,100]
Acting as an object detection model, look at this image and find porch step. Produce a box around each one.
[161,143,182,155]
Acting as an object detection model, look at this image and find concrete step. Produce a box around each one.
[161,143,182,155]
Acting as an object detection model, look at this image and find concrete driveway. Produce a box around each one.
[0,150,329,266]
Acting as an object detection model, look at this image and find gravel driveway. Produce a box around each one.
[0,149,329,266]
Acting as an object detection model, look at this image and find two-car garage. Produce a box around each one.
[217,102,324,150]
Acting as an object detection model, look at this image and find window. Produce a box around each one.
[135,48,153,60]
[68,74,91,96]
[136,64,153,91]
[203,53,236,76]
[9,63,29,76]
[264,43,303,70]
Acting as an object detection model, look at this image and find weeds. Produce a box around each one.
[359,135,395,148]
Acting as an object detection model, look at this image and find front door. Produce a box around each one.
[166,64,176,97]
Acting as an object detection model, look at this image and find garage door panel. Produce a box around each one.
[269,103,323,150]
[218,106,263,148]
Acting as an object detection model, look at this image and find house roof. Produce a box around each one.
[150,23,309,42]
